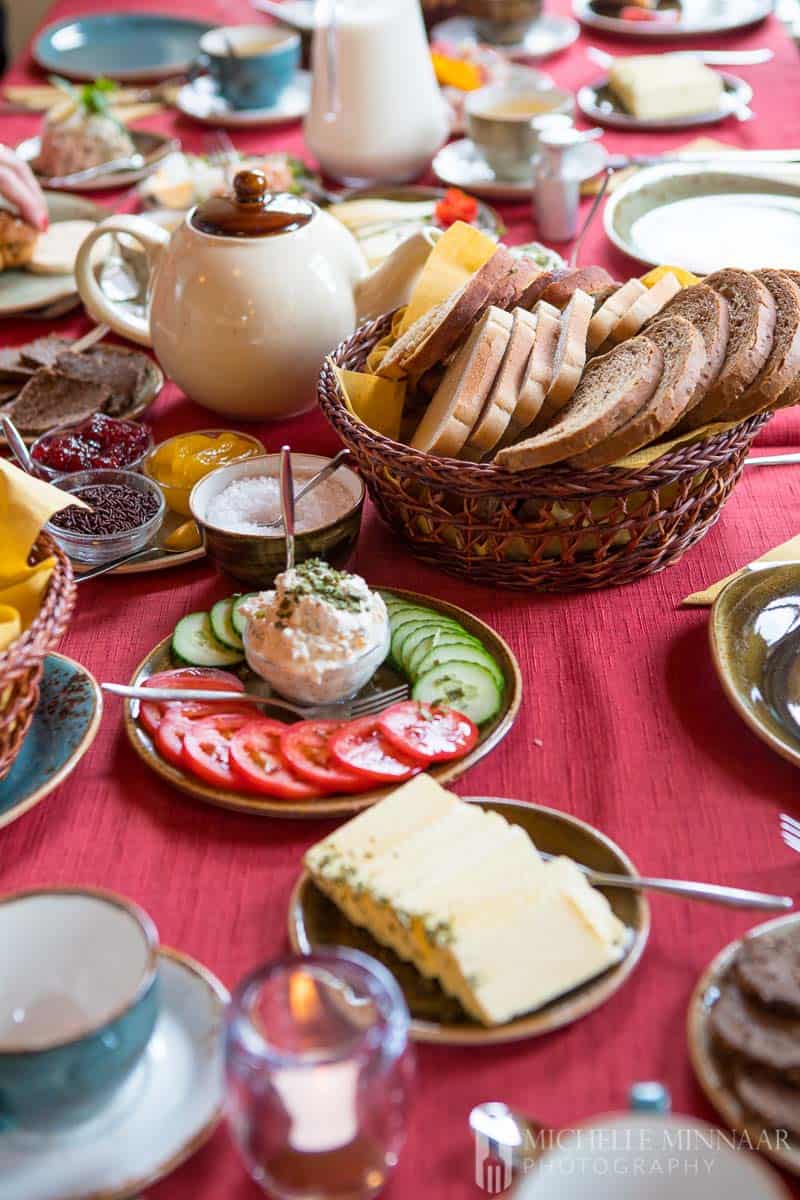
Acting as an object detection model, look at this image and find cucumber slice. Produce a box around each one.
[406,630,484,679]
[231,593,258,637]
[391,616,466,672]
[414,641,504,689]
[413,661,503,726]
[210,598,243,651]
[172,612,244,668]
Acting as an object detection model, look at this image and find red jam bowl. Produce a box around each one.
[31,414,154,480]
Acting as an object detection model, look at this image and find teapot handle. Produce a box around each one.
[75,216,170,348]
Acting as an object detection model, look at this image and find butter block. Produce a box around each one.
[305,776,630,1027]
[608,54,723,121]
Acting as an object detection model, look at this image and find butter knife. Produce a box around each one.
[588,45,774,67]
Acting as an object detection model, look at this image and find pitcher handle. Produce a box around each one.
[75,216,170,348]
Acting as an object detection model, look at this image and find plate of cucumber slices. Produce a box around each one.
[122,587,522,818]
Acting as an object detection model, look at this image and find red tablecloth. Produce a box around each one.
[3,2,800,1197]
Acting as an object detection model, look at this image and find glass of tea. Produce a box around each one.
[224,949,414,1200]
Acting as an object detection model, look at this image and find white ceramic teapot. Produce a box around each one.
[74,169,366,420]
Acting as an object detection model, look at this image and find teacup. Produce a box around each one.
[193,24,301,111]
[466,81,575,181]
[0,888,159,1132]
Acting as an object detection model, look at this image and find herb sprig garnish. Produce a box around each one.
[276,559,368,624]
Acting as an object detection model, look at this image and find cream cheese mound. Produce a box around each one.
[37,106,135,177]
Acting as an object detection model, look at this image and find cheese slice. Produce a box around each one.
[607,53,724,121]
[305,776,630,1027]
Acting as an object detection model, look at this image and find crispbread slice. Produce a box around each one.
[647,282,729,413]
[410,307,512,458]
[570,315,706,469]
[534,288,594,426]
[601,271,681,347]
[376,246,516,380]
[587,279,647,353]
[466,307,538,457]
[8,369,109,435]
[494,335,663,471]
[680,268,777,430]
[720,269,800,421]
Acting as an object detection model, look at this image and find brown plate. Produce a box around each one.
[17,130,179,192]
[122,588,522,819]
[289,798,650,1045]
[688,912,800,1177]
[710,563,800,770]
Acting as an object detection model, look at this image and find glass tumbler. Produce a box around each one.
[224,949,414,1200]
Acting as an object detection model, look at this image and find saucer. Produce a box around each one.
[0,654,102,832]
[431,14,579,62]
[578,73,753,131]
[433,136,608,201]
[176,71,310,127]
[0,948,228,1200]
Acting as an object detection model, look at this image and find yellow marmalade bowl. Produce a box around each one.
[142,429,265,516]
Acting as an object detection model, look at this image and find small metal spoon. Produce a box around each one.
[259,448,351,531]
[1,415,39,476]
[280,445,296,572]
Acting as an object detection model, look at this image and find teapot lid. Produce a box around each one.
[191,169,314,238]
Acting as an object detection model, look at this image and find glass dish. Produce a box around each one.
[46,468,166,566]
[142,428,266,517]
[30,417,154,482]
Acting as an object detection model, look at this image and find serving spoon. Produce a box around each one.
[280,445,296,571]
[259,448,351,531]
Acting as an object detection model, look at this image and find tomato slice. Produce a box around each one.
[329,716,420,784]
[280,721,368,794]
[138,668,244,737]
[182,712,252,790]
[378,701,478,764]
[156,703,255,768]
[230,720,321,800]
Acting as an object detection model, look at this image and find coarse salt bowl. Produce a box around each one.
[46,468,166,566]
[189,453,365,587]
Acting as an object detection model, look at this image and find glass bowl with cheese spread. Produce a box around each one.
[189,453,365,587]
[240,560,389,705]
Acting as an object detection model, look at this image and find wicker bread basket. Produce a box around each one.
[319,313,770,592]
[0,534,75,779]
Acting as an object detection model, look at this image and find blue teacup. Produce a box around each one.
[193,24,301,111]
[0,888,159,1132]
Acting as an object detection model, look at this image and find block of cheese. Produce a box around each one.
[607,54,724,121]
[304,775,630,1027]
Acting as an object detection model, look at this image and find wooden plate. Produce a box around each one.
[688,912,800,1177]
[710,564,800,771]
[289,797,650,1045]
[123,588,522,819]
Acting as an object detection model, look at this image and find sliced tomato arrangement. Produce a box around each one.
[230,720,321,800]
[378,701,478,764]
[182,712,253,790]
[280,721,368,794]
[138,668,245,737]
[329,715,420,784]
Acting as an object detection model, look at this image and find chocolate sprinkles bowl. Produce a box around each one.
[46,468,165,566]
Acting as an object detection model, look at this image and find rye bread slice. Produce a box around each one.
[494,335,663,471]
[19,335,72,369]
[376,246,516,380]
[775,268,800,408]
[517,267,567,310]
[736,926,800,1017]
[648,282,729,413]
[55,346,151,417]
[539,266,617,310]
[711,980,800,1074]
[570,315,707,469]
[601,271,681,348]
[681,268,777,429]
[8,369,110,435]
[501,257,544,311]
[410,307,512,458]
[534,288,595,425]
[719,269,800,421]
[466,307,538,457]
[734,1069,800,1140]
[587,278,648,354]
[0,347,35,383]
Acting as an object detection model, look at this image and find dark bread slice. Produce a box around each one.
[376,247,516,380]
[8,369,110,435]
[719,269,800,421]
[54,347,151,416]
[19,336,72,369]
[680,269,776,430]
[517,267,567,310]
[648,283,729,413]
[710,979,800,1074]
[734,1069,800,1140]
[569,315,707,469]
[0,347,35,383]
[736,926,800,1017]
[501,256,544,311]
[775,269,800,408]
[494,335,663,471]
[539,266,617,310]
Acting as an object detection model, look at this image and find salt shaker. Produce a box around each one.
[533,126,604,244]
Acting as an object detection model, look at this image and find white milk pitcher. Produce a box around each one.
[304,0,448,186]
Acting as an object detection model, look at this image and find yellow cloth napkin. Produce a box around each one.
[682,534,800,607]
[398,219,499,334]
[333,365,406,442]
[0,459,84,652]
[610,420,737,471]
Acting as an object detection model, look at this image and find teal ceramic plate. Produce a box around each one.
[0,654,102,830]
[0,192,106,318]
[33,13,213,83]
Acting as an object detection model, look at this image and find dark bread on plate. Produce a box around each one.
[8,369,110,435]
[736,925,800,1016]
[734,1068,800,1139]
[710,980,800,1075]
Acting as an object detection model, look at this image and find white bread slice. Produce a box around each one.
[534,288,594,428]
[465,308,538,457]
[602,272,681,348]
[410,308,512,458]
[587,279,647,353]
[505,300,561,445]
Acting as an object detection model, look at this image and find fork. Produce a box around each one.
[103,681,410,721]
[780,812,800,854]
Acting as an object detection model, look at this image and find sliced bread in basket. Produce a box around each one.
[500,300,562,446]
[410,307,513,457]
[570,315,707,469]
[587,278,648,354]
[646,282,729,415]
[532,288,595,427]
[600,271,681,348]
[679,268,777,430]
[465,307,539,457]
[718,269,800,422]
[774,269,800,409]
[376,246,516,380]
[493,335,664,471]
